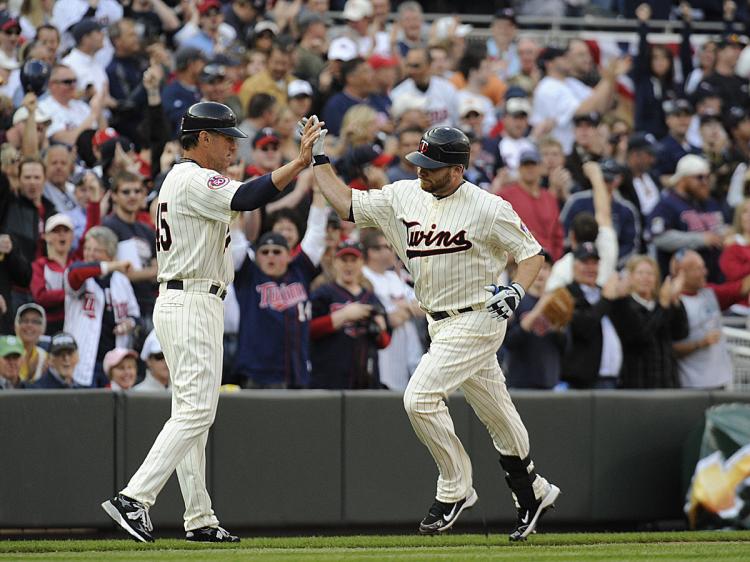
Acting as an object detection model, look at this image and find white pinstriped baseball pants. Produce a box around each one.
[122,290,223,531]
[404,310,549,503]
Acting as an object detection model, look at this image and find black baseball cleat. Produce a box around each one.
[101,494,154,543]
[418,488,478,534]
[186,526,240,543]
[509,483,561,542]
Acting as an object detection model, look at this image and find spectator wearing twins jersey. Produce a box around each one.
[648,155,730,283]
[231,188,328,388]
[64,226,140,388]
[102,171,158,323]
[309,241,391,390]
[390,48,458,128]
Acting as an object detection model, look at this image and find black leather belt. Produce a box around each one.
[429,306,475,321]
[166,280,226,300]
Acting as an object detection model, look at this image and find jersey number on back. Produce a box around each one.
[155,202,173,251]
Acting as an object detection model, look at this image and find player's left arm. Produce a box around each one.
[485,200,544,322]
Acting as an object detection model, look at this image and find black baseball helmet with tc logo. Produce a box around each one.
[405,127,470,169]
[180,101,247,138]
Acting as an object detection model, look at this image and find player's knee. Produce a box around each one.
[403,387,439,418]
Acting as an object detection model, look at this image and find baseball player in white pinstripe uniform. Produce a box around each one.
[309,119,560,541]
[101,102,323,543]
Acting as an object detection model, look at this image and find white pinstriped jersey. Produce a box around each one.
[155,161,243,286]
[352,179,541,312]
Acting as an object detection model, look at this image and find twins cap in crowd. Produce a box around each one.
[288,79,313,98]
[328,37,358,62]
[459,96,485,117]
[538,46,567,65]
[49,332,78,355]
[200,63,227,82]
[494,8,517,24]
[0,12,20,33]
[45,213,74,233]
[600,158,625,181]
[669,154,710,186]
[726,106,750,129]
[505,97,531,115]
[254,20,279,35]
[663,98,694,116]
[15,302,46,327]
[627,132,657,154]
[257,231,289,250]
[343,0,373,21]
[71,18,102,44]
[368,54,399,70]
[573,241,600,261]
[573,112,601,125]
[699,112,723,125]
[0,335,23,358]
[692,81,720,104]
[12,105,52,125]
[92,127,119,148]
[140,330,163,361]
[252,127,280,148]
[519,148,541,165]
[336,241,363,258]
[103,348,138,376]
[197,0,222,15]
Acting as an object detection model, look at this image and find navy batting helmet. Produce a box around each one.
[20,59,51,97]
[180,101,247,138]
[405,127,470,169]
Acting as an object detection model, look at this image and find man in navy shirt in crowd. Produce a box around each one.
[655,98,701,182]
[162,47,206,137]
[321,57,373,137]
[31,333,82,389]
[648,154,729,282]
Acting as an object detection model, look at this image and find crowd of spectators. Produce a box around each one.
[1,0,750,393]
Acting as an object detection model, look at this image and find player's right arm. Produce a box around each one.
[307,117,395,228]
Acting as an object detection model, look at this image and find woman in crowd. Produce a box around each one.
[274,105,301,164]
[720,198,750,308]
[14,302,47,384]
[632,3,690,139]
[103,348,138,391]
[612,255,689,388]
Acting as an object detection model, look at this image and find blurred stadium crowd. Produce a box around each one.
[1,0,750,392]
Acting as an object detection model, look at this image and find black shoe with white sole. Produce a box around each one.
[101,494,154,543]
[509,483,560,541]
[186,526,240,543]
[418,488,478,534]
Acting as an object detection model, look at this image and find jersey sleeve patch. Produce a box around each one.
[207,175,230,190]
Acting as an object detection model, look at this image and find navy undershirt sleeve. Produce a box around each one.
[230,173,279,211]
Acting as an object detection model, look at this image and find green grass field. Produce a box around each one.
[1,531,750,561]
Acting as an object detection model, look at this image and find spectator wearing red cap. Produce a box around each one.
[0,13,21,65]
[177,0,233,57]
[309,241,391,389]
[368,54,398,119]
[31,214,75,335]
[103,348,138,391]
